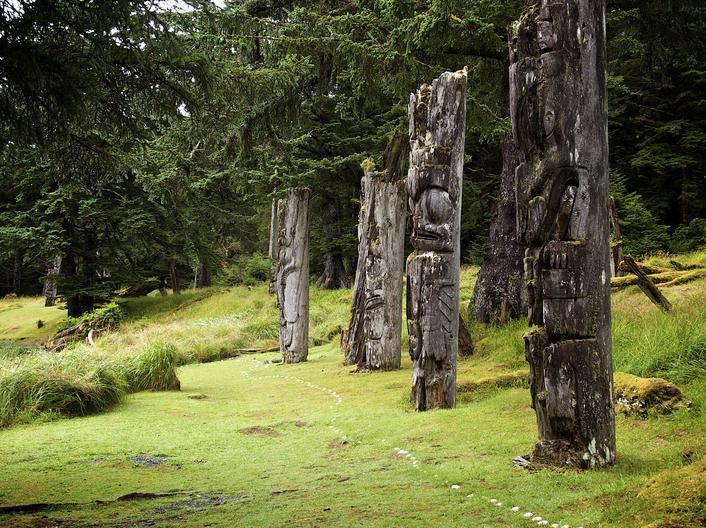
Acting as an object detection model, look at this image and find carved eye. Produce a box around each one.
[544,109,555,137]
[424,188,453,224]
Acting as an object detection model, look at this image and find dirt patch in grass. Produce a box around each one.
[130,454,168,467]
[238,426,282,437]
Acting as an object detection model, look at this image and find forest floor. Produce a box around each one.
[1,253,705,527]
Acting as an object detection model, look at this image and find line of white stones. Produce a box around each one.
[238,358,584,528]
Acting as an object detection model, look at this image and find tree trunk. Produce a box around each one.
[276,189,310,363]
[43,256,62,307]
[608,196,624,277]
[196,261,211,288]
[458,313,474,357]
[512,0,615,468]
[268,197,280,294]
[12,248,22,295]
[471,60,526,325]
[316,196,349,289]
[342,169,406,370]
[407,71,467,411]
[170,262,181,295]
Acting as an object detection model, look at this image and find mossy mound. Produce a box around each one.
[638,456,706,528]
[614,372,690,417]
[457,370,528,402]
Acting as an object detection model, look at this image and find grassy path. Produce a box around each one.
[2,344,703,527]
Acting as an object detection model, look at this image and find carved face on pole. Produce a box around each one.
[512,0,615,467]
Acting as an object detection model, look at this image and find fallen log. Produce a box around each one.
[235,346,280,354]
[617,261,671,275]
[669,260,700,271]
[611,269,706,289]
[623,256,672,311]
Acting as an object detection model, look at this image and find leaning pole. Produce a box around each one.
[407,70,467,411]
[276,188,310,363]
[511,0,616,467]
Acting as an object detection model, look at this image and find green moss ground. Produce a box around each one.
[1,253,705,527]
[1,347,704,527]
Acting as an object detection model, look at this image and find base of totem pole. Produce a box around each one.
[529,439,614,470]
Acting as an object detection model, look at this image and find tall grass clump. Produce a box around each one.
[0,350,126,427]
[612,285,706,383]
[119,342,180,392]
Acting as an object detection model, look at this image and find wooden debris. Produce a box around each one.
[623,256,672,311]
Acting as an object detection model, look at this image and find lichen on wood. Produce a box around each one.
[512,0,615,467]
[276,188,310,363]
[406,70,467,411]
[343,167,406,370]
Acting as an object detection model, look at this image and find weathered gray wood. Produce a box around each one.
[276,189,310,363]
[512,0,615,467]
[268,197,280,294]
[43,256,62,307]
[343,168,406,370]
[623,256,672,311]
[407,70,467,411]
[608,196,624,277]
[458,313,474,357]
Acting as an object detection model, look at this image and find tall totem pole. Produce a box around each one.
[511,0,615,467]
[407,70,467,411]
[276,188,310,363]
[343,167,406,371]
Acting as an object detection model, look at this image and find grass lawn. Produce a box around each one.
[1,253,705,527]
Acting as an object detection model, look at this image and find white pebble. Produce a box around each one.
[451,484,460,490]
[512,506,520,512]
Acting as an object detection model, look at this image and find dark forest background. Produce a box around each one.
[1,0,704,314]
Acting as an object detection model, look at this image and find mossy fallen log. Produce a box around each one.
[610,269,706,289]
[617,262,671,275]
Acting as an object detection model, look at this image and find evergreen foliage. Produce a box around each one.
[1,0,704,305]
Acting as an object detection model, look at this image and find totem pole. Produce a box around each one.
[276,188,310,363]
[407,70,467,411]
[268,197,280,294]
[511,0,615,467]
[343,166,406,370]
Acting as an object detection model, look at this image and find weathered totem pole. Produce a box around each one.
[268,197,280,294]
[407,70,467,411]
[43,256,62,307]
[511,0,615,467]
[343,166,406,370]
[276,189,310,363]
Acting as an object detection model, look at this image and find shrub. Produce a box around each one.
[610,172,670,256]
[0,351,126,427]
[669,218,706,254]
[119,342,180,392]
[216,253,271,286]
